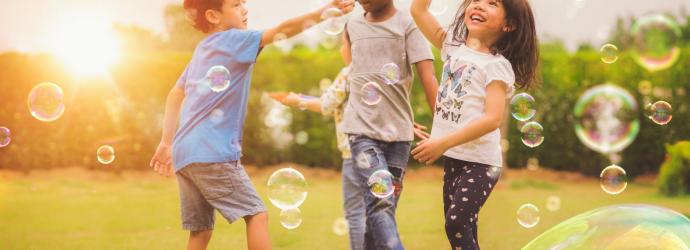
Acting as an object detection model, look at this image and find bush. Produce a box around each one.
[658,141,690,196]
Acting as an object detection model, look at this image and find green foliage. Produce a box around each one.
[658,141,690,196]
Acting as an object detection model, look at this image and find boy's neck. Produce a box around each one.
[364,2,396,22]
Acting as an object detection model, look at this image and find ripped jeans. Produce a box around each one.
[347,134,411,250]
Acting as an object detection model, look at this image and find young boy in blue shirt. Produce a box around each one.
[149,0,354,249]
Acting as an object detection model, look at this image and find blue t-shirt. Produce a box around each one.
[172,29,263,171]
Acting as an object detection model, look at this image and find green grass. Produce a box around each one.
[0,167,689,250]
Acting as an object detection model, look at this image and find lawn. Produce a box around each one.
[0,165,688,250]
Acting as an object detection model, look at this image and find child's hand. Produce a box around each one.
[150,143,173,177]
[411,138,447,165]
[413,122,430,140]
[329,0,356,14]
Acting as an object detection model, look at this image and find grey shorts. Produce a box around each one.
[176,161,267,231]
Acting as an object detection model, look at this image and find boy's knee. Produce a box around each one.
[245,212,268,223]
[190,229,213,239]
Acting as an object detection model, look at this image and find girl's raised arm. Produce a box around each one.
[410,0,447,49]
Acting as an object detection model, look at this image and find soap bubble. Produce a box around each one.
[280,208,303,230]
[295,131,309,145]
[97,145,115,164]
[523,204,690,249]
[647,101,672,125]
[574,84,639,154]
[510,93,536,121]
[600,164,628,195]
[368,170,394,199]
[361,82,383,106]
[333,217,349,236]
[631,14,682,72]
[521,122,544,148]
[28,82,65,122]
[638,80,653,96]
[321,7,347,35]
[206,65,231,92]
[0,127,10,147]
[210,109,224,124]
[546,195,561,212]
[267,168,308,210]
[429,0,449,16]
[381,63,401,85]
[517,203,540,228]
[600,43,619,64]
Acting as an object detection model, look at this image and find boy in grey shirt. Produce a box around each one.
[342,0,438,249]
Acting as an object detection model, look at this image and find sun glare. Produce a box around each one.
[51,17,121,76]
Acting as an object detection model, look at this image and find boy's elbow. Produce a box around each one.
[487,116,502,130]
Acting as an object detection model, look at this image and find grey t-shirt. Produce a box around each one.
[342,10,434,142]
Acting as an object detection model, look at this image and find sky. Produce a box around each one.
[0,0,687,52]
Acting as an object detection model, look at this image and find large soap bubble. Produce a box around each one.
[573,84,639,154]
[631,14,682,72]
[523,204,690,249]
[267,168,308,210]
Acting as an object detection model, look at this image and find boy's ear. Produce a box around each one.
[503,20,517,32]
[205,9,221,26]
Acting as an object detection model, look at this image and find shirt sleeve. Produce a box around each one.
[175,64,190,89]
[484,60,516,98]
[216,29,264,64]
[321,66,350,116]
[405,20,434,64]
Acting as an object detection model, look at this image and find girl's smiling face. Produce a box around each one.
[463,0,509,39]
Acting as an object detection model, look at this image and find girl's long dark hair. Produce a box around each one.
[448,0,540,89]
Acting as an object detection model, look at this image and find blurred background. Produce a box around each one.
[0,0,689,249]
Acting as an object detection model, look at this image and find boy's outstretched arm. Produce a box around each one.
[410,0,446,49]
[260,0,355,47]
[415,60,438,112]
[150,86,185,177]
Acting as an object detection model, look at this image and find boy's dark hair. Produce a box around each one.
[183,0,225,33]
[448,0,540,89]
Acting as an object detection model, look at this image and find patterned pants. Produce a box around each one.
[442,157,501,250]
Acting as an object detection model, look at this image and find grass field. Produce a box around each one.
[0,165,688,250]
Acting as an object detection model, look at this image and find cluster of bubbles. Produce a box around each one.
[523,205,690,249]
[97,145,116,165]
[510,93,544,148]
[267,168,308,229]
[428,0,450,16]
[295,131,309,145]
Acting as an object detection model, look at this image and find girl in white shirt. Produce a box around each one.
[410,0,540,249]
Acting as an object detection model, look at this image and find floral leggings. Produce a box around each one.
[442,156,501,250]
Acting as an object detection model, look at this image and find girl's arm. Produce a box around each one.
[411,80,508,165]
[150,86,185,176]
[261,0,355,47]
[414,60,438,112]
[410,0,447,49]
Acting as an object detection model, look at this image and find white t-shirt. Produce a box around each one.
[430,35,515,167]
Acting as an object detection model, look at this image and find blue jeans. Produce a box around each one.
[347,135,411,250]
[342,157,366,250]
